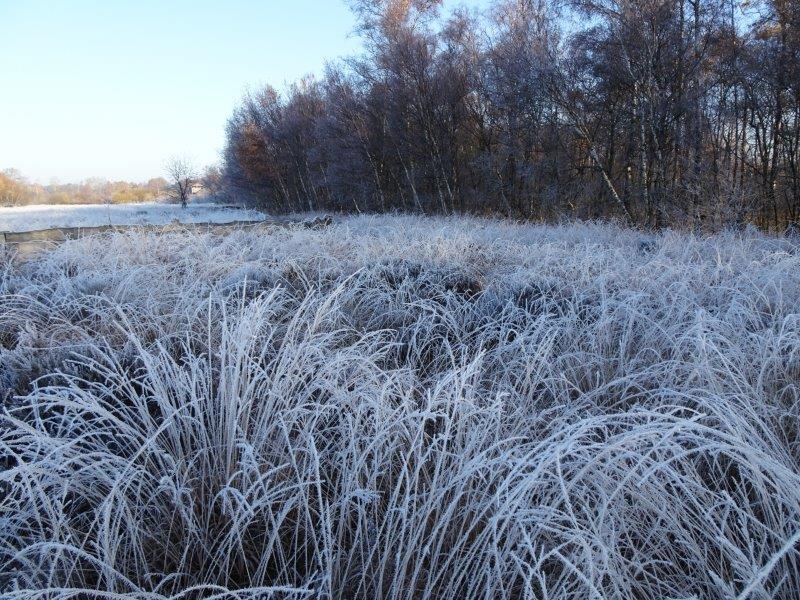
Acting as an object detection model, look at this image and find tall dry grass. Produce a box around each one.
[1,216,799,598]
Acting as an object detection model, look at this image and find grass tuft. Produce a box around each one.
[1,215,799,598]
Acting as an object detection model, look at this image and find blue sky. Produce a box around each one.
[0,1,365,183]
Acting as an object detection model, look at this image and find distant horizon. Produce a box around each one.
[0,0,364,185]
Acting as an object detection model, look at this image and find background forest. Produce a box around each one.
[0,170,169,206]
[224,0,800,231]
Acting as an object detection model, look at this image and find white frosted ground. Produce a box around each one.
[0,201,266,232]
[1,215,799,599]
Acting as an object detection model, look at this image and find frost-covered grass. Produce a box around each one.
[0,202,265,233]
[1,215,799,599]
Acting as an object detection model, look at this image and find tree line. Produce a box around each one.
[223,0,800,230]
[0,169,169,206]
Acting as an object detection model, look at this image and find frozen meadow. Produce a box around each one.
[0,202,266,233]
[1,215,799,599]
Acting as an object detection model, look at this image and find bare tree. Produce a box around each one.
[220,0,800,231]
[165,156,196,208]
[201,164,225,200]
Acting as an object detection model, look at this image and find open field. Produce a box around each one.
[0,202,266,233]
[1,215,799,599]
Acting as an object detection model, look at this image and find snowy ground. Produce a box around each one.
[0,201,266,232]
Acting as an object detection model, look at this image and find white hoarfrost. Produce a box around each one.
[0,201,266,232]
[0,214,799,599]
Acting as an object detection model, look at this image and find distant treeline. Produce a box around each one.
[0,169,169,206]
[223,0,800,230]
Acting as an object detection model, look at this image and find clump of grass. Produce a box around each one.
[1,215,799,598]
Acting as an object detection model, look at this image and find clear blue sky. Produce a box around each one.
[0,0,366,184]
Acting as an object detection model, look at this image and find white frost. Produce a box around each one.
[0,201,266,233]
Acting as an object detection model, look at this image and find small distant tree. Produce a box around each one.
[0,169,32,206]
[165,156,196,208]
[202,164,224,199]
[146,177,169,199]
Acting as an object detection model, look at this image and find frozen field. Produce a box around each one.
[1,215,799,599]
[0,201,266,232]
